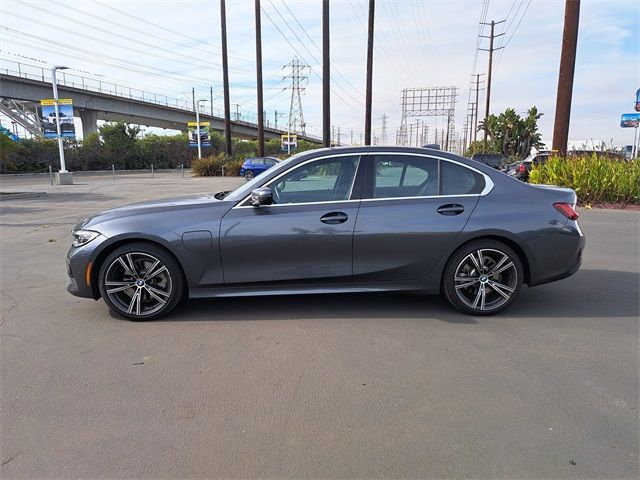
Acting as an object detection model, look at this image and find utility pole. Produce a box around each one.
[210,86,214,116]
[479,20,505,151]
[192,87,195,113]
[234,104,241,121]
[552,0,581,157]
[220,0,232,156]
[350,130,354,145]
[337,126,341,146]
[445,111,452,151]
[255,0,264,156]
[322,0,330,147]
[471,73,484,147]
[364,0,375,145]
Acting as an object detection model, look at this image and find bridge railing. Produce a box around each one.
[0,59,219,116]
[1,59,321,141]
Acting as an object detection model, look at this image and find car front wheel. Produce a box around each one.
[244,170,254,180]
[98,243,185,320]
[443,240,523,315]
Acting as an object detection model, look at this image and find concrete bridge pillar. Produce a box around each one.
[79,110,98,138]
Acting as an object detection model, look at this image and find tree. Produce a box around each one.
[99,122,141,169]
[471,106,544,159]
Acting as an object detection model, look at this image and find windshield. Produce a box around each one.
[224,154,301,202]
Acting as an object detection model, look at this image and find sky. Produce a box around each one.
[1,0,639,148]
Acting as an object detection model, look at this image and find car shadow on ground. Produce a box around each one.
[136,268,638,324]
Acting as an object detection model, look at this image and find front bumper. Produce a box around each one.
[66,234,107,299]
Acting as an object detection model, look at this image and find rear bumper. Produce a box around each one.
[529,223,585,287]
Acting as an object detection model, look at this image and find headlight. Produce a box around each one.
[72,229,100,247]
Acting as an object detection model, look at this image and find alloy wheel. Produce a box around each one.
[453,248,518,312]
[104,252,173,317]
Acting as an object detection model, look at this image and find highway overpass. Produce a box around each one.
[0,72,320,143]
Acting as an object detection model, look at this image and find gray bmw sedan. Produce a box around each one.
[66,146,584,320]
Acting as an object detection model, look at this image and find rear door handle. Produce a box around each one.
[320,212,349,224]
[437,204,465,216]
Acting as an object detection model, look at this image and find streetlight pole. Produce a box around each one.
[195,99,207,159]
[52,66,68,171]
[52,65,72,184]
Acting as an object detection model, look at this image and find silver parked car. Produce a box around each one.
[66,146,584,320]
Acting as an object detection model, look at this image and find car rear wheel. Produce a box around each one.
[98,243,185,321]
[244,170,254,180]
[443,240,523,315]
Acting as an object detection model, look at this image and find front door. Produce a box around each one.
[220,155,361,285]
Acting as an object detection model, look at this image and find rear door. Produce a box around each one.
[353,153,487,282]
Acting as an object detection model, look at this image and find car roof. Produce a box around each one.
[292,145,487,171]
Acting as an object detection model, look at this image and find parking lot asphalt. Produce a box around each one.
[1,173,638,479]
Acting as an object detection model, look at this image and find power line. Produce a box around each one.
[259,6,363,115]
[493,0,532,75]
[277,0,365,98]
[266,1,363,107]
[97,0,281,67]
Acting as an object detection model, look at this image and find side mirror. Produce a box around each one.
[250,187,273,206]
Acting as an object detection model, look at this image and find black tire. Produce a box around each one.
[98,242,185,321]
[443,240,523,316]
[244,170,255,180]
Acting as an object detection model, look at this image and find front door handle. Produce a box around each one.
[320,212,349,224]
[437,204,465,216]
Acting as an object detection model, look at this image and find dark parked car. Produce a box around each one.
[471,153,506,169]
[67,146,584,320]
[516,151,551,181]
[239,156,279,180]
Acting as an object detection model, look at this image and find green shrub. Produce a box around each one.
[192,153,225,176]
[529,155,640,205]
[223,159,244,176]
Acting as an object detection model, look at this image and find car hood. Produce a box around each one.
[75,192,229,231]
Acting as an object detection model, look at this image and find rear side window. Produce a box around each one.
[372,155,438,198]
[440,161,485,195]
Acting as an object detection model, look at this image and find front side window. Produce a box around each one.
[372,155,438,198]
[269,156,359,204]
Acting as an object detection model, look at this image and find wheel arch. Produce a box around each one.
[90,236,187,299]
[443,234,532,286]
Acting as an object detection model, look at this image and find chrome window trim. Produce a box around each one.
[367,152,494,197]
[234,153,362,209]
[233,151,494,209]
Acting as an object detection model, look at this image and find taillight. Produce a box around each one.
[518,163,526,173]
[554,202,579,221]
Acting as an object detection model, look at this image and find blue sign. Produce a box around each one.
[621,113,640,128]
[635,88,640,112]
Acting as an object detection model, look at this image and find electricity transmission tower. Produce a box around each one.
[283,56,309,135]
[381,114,388,145]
